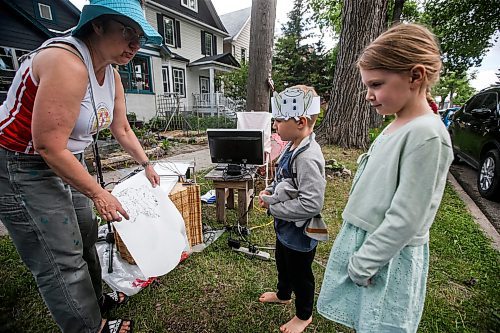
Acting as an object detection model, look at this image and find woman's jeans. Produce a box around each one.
[0,148,102,333]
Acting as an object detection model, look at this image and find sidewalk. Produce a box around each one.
[102,147,213,189]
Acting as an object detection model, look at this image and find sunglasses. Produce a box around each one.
[111,19,147,47]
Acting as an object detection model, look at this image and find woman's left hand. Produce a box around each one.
[145,164,160,187]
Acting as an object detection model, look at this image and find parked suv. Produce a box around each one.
[449,86,500,201]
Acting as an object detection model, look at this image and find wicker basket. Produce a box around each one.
[115,183,203,265]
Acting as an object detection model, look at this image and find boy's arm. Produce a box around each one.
[347,138,452,286]
[268,153,326,221]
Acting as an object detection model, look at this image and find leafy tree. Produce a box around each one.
[309,0,420,34]
[422,0,500,74]
[453,79,477,106]
[309,0,342,34]
[272,0,332,99]
[273,0,311,88]
[388,0,420,24]
[432,71,476,108]
[495,68,500,85]
[219,62,249,102]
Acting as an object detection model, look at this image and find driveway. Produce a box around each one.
[449,163,500,233]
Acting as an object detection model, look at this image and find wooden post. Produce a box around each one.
[246,0,277,112]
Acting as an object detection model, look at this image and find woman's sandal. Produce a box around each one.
[100,291,129,314]
[101,319,134,333]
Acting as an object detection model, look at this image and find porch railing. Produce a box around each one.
[192,92,244,116]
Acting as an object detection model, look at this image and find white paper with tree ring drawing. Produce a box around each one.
[111,165,189,277]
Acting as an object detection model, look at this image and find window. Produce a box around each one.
[205,32,213,56]
[172,68,185,97]
[240,48,246,64]
[117,55,152,93]
[164,17,175,46]
[0,47,29,70]
[181,0,198,12]
[232,45,235,55]
[481,93,498,113]
[0,47,29,93]
[200,76,209,94]
[162,66,170,92]
[0,47,15,70]
[464,94,487,114]
[38,3,53,20]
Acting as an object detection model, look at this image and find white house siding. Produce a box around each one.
[233,19,251,64]
[143,5,226,114]
[125,94,156,121]
[145,6,224,61]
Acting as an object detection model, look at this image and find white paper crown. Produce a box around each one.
[271,87,320,120]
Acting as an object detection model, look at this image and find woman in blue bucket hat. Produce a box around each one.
[0,1,162,332]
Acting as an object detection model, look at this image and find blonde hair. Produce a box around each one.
[357,23,442,90]
[290,84,319,97]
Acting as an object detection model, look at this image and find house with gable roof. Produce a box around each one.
[220,7,251,65]
[121,0,239,120]
[0,0,242,121]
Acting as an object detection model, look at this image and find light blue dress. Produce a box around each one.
[317,133,430,333]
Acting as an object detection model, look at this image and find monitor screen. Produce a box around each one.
[207,129,264,165]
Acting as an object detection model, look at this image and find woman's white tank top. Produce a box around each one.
[40,36,115,153]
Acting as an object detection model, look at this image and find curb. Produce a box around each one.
[447,173,500,251]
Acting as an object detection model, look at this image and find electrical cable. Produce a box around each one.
[249,219,274,231]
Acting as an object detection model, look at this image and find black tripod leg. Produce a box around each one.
[106,220,114,273]
[108,242,114,273]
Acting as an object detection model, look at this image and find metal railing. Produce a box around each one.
[192,92,244,116]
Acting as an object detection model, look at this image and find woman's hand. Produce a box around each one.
[91,189,130,222]
[144,164,160,187]
[258,190,270,208]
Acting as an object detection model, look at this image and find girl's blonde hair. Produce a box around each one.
[357,23,442,90]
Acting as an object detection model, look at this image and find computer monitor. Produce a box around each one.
[207,129,264,169]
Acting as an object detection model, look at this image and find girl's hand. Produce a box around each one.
[258,190,270,208]
[145,164,160,187]
[91,189,129,222]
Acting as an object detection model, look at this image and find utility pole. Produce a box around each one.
[246,0,277,112]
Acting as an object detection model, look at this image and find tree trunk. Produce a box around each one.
[439,96,446,109]
[449,87,455,107]
[391,0,405,24]
[316,0,388,149]
[246,0,277,112]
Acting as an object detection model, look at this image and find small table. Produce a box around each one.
[204,168,256,225]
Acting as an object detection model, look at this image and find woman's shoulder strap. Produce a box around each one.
[18,37,85,65]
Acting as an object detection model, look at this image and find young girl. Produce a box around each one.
[317,23,453,333]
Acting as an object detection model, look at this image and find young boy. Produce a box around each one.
[259,85,327,333]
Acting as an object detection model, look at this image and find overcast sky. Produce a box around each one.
[69,0,498,90]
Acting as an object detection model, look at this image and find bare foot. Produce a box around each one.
[280,316,312,333]
[99,318,131,333]
[258,292,291,304]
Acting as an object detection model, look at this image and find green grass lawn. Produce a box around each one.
[1,146,499,332]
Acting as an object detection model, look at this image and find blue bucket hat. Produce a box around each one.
[72,0,162,45]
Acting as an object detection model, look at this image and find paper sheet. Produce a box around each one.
[111,169,188,278]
